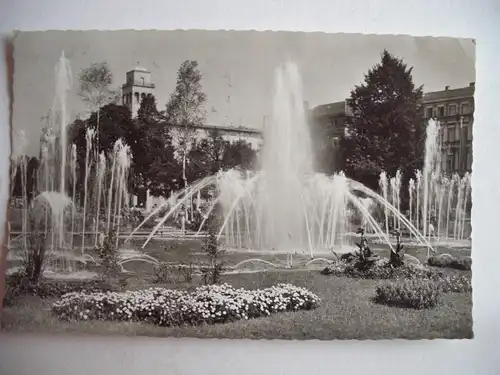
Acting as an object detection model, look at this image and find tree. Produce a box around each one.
[165,60,207,191]
[77,62,121,153]
[129,94,161,192]
[188,130,226,180]
[145,127,183,197]
[340,50,424,192]
[222,139,258,171]
[69,103,134,203]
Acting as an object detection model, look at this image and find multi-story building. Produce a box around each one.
[121,65,262,149]
[310,82,475,176]
[423,83,474,175]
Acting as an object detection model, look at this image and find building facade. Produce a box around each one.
[423,83,474,175]
[121,66,262,149]
[310,83,475,176]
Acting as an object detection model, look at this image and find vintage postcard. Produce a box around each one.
[1,30,474,339]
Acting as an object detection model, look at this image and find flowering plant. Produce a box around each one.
[52,283,321,326]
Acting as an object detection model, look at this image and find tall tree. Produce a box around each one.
[188,130,227,180]
[77,61,121,153]
[130,94,170,194]
[69,103,133,202]
[340,50,424,191]
[165,60,207,191]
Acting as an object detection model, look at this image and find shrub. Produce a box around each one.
[374,280,440,309]
[436,274,472,293]
[97,229,120,277]
[427,255,472,271]
[51,283,321,326]
[152,262,173,284]
[201,219,225,285]
[2,275,116,306]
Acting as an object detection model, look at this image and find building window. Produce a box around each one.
[448,104,457,116]
[461,102,471,114]
[447,156,454,172]
[467,123,473,140]
[438,106,445,117]
[426,107,433,118]
[467,146,472,170]
[447,125,455,142]
[141,77,145,86]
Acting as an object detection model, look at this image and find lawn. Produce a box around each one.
[1,268,473,340]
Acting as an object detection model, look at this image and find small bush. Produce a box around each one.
[427,254,472,271]
[51,283,321,326]
[97,229,120,277]
[152,262,173,284]
[374,280,440,309]
[2,275,116,306]
[436,274,472,293]
[202,219,225,285]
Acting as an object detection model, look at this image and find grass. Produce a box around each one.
[1,269,472,340]
[2,236,473,340]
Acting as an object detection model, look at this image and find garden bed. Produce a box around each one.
[51,283,321,326]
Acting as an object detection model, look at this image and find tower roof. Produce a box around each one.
[128,63,150,73]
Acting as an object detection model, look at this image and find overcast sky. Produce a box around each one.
[12,30,475,156]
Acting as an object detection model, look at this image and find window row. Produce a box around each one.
[425,101,472,118]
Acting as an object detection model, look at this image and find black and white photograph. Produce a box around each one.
[1,30,474,340]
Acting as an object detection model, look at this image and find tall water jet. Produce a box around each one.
[81,128,95,253]
[251,61,313,251]
[460,172,471,239]
[408,178,415,238]
[52,51,73,249]
[422,119,440,238]
[70,144,77,249]
[415,170,421,232]
[454,176,465,240]
[446,174,457,238]
[94,151,106,247]
[113,141,132,248]
[390,176,397,229]
[379,172,389,237]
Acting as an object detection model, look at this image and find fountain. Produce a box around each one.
[8,51,133,275]
[128,61,435,258]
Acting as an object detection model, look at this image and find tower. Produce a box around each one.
[122,64,155,118]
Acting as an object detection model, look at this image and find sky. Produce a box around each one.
[12,30,475,156]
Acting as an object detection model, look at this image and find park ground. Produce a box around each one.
[1,238,473,340]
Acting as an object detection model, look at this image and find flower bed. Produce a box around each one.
[321,259,441,280]
[51,283,321,326]
[374,279,440,309]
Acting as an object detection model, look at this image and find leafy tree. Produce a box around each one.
[77,62,121,153]
[69,103,133,203]
[128,94,182,197]
[129,94,161,192]
[188,130,226,180]
[146,127,183,197]
[165,60,207,191]
[340,50,424,191]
